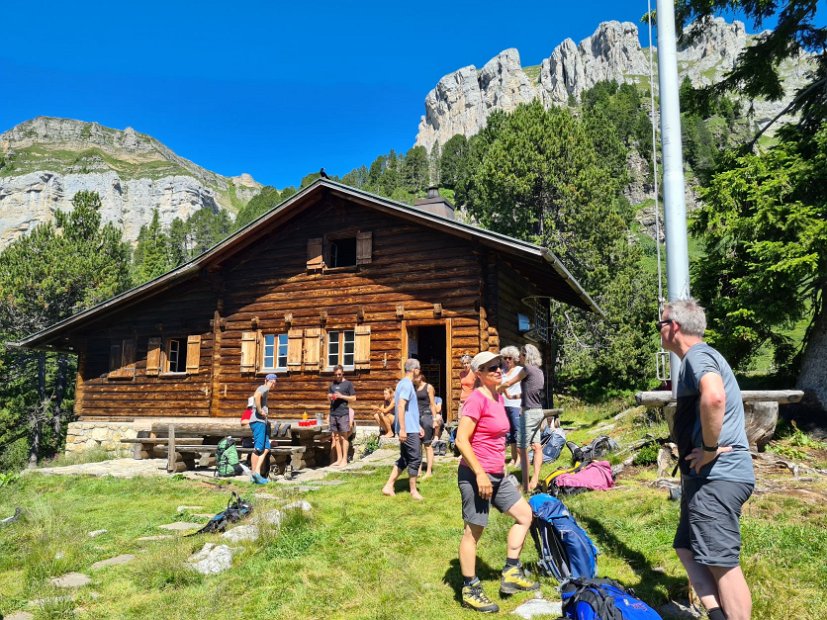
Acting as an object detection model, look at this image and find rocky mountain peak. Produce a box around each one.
[415,18,810,152]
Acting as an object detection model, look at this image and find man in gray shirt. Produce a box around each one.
[660,298,755,620]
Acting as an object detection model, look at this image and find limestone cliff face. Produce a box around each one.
[416,17,812,152]
[0,117,262,248]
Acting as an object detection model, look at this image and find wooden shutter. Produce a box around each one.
[287,328,304,369]
[146,337,162,376]
[306,237,324,270]
[354,325,371,370]
[186,335,202,374]
[303,328,321,370]
[356,231,372,265]
[240,331,258,373]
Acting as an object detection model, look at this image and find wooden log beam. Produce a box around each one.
[635,389,805,407]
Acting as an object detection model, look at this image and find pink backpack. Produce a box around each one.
[552,460,614,494]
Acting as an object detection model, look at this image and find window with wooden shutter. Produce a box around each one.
[354,325,371,369]
[356,231,372,265]
[307,237,324,270]
[186,335,201,374]
[287,328,304,368]
[146,337,162,376]
[240,331,258,373]
[303,328,322,370]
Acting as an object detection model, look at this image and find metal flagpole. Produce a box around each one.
[656,0,691,396]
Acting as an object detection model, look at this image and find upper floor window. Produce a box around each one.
[166,337,188,373]
[329,238,357,267]
[327,330,355,369]
[262,333,289,370]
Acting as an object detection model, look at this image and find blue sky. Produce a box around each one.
[0,1,783,189]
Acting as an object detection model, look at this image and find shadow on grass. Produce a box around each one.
[442,558,501,603]
[577,513,685,604]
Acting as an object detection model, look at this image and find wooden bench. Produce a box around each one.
[156,443,307,476]
[635,390,805,451]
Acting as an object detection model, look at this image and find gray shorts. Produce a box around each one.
[517,408,544,448]
[674,477,753,567]
[329,415,350,434]
[457,464,522,527]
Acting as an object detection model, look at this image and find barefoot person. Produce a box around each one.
[382,359,424,500]
[328,365,356,467]
[660,299,755,620]
[499,344,545,491]
[372,387,395,438]
[249,374,277,485]
[415,371,438,480]
[455,351,539,612]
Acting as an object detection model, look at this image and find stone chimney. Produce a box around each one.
[413,186,455,220]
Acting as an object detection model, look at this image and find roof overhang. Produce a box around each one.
[13,179,603,352]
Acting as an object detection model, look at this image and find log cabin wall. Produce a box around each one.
[495,258,543,349]
[74,194,490,422]
[75,278,218,419]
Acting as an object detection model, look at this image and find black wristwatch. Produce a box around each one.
[702,443,719,453]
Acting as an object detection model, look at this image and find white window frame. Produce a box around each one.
[261,333,289,371]
[326,329,355,370]
[166,337,187,374]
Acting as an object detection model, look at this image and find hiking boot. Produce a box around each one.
[461,583,499,613]
[499,565,540,595]
[251,473,268,485]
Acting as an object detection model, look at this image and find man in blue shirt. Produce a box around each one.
[660,298,755,620]
[381,358,424,500]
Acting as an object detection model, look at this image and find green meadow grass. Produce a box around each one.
[1,404,825,619]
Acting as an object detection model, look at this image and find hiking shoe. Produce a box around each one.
[499,565,540,595]
[251,473,268,485]
[461,584,499,613]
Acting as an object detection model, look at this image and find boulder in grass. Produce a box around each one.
[187,543,237,575]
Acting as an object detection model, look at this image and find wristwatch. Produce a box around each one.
[702,443,719,453]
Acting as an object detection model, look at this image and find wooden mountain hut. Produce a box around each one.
[16,180,601,441]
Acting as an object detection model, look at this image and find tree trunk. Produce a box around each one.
[796,288,827,412]
[28,352,47,467]
[53,353,69,437]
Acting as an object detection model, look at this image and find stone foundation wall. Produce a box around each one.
[64,422,139,458]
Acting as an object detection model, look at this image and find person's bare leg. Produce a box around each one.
[528,442,543,490]
[382,465,400,496]
[709,564,752,620]
[459,523,485,578]
[251,453,261,476]
[422,446,434,479]
[504,498,533,559]
[340,436,350,466]
[409,474,423,500]
[518,446,529,492]
[676,548,722,611]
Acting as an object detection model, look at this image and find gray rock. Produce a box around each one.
[187,543,237,575]
[136,535,173,541]
[87,529,107,538]
[221,524,260,542]
[512,596,563,618]
[177,505,203,514]
[90,554,135,570]
[4,611,34,619]
[261,509,285,527]
[158,521,202,532]
[282,500,312,512]
[49,572,92,588]
[254,492,278,500]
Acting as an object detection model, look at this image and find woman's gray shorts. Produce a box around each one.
[517,408,545,448]
[674,477,754,567]
[457,464,521,527]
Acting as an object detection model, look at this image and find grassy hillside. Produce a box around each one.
[1,401,825,619]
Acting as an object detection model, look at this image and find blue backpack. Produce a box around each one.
[561,578,663,620]
[528,494,598,582]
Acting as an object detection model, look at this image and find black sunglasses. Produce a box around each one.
[656,319,674,330]
[482,364,503,372]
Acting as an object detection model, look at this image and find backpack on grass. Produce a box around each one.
[216,436,243,477]
[188,492,253,536]
[567,436,619,466]
[561,578,663,620]
[550,460,615,496]
[528,493,598,583]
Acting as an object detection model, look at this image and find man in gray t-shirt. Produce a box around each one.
[660,298,754,620]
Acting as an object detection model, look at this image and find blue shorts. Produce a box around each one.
[250,421,271,452]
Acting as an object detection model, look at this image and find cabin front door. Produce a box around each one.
[401,319,452,421]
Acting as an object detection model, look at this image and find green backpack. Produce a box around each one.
[216,437,241,477]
